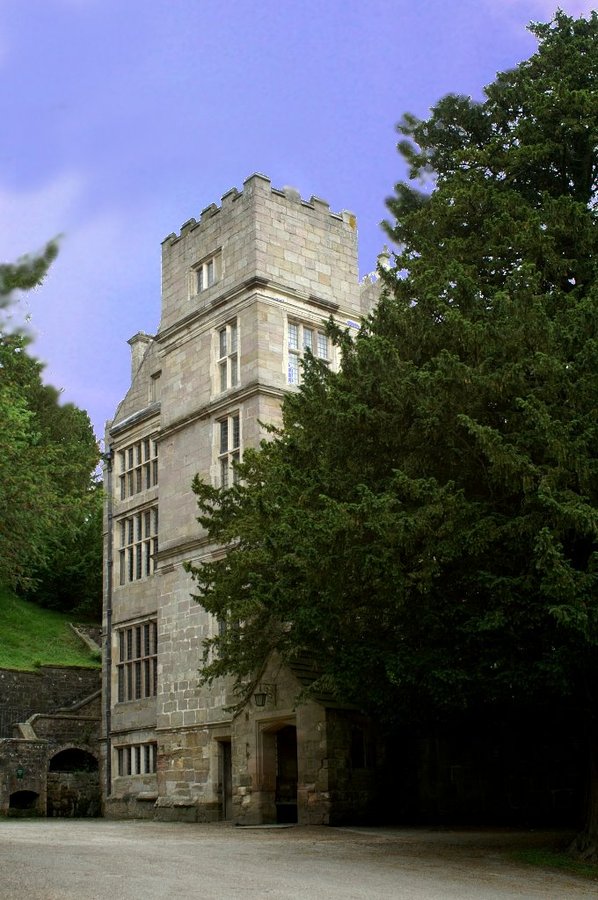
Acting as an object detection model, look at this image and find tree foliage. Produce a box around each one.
[187,11,597,838]
[0,243,101,615]
[0,241,58,308]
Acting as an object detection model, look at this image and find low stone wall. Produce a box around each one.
[31,714,99,746]
[105,795,159,820]
[0,708,34,739]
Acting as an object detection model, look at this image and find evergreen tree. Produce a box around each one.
[187,12,597,852]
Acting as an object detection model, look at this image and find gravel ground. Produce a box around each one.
[0,819,595,900]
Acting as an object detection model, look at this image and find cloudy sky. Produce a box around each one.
[1,0,594,439]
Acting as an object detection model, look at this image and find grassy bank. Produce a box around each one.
[0,586,100,670]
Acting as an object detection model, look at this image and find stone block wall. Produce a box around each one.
[160,184,254,336]
[1,666,101,818]
[295,702,331,825]
[0,667,101,738]
[153,419,208,552]
[154,726,220,822]
[47,770,100,817]
[110,697,156,736]
[0,739,48,815]
[30,714,99,746]
[252,180,359,310]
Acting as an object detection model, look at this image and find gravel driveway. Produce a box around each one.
[0,820,595,900]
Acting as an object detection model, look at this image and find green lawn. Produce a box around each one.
[512,847,598,882]
[0,587,101,670]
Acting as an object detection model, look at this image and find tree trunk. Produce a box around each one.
[569,728,598,861]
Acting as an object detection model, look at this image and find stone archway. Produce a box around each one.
[47,747,100,817]
[8,790,40,816]
[49,748,98,773]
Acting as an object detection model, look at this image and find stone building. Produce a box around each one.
[102,175,382,824]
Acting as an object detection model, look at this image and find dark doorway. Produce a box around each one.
[220,740,232,820]
[9,790,40,816]
[275,725,298,823]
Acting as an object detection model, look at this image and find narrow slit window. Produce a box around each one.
[217,412,242,488]
[217,320,239,392]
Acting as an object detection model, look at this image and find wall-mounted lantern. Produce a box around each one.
[253,683,277,707]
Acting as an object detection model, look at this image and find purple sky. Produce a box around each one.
[1,0,593,441]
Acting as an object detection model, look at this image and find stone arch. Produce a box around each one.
[9,790,40,815]
[47,746,100,817]
[49,746,98,772]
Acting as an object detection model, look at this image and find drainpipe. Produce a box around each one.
[103,447,114,801]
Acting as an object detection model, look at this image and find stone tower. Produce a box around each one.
[102,175,381,822]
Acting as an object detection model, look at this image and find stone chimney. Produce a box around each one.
[127,332,153,381]
[377,245,391,271]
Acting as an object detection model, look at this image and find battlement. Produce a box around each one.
[162,173,357,246]
[159,173,361,335]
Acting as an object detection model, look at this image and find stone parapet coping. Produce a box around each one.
[68,624,102,654]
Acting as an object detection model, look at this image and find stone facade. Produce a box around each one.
[102,175,383,823]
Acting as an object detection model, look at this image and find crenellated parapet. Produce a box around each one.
[159,173,361,335]
[161,174,356,248]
